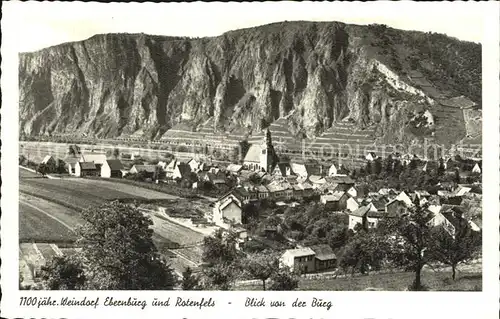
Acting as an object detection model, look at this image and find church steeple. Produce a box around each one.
[260,129,274,172]
[265,128,272,147]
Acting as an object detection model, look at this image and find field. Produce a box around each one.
[235,270,482,291]
[20,169,177,212]
[19,169,205,276]
[19,197,77,243]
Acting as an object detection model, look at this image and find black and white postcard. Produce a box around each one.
[2,1,499,319]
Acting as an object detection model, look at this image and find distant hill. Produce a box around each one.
[19,21,481,151]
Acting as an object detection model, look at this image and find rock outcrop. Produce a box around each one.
[19,21,481,147]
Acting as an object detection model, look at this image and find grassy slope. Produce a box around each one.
[19,201,77,243]
[235,270,481,291]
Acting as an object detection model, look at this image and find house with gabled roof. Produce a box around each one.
[324,175,355,186]
[290,162,314,179]
[101,160,124,178]
[395,191,413,207]
[385,199,408,217]
[79,153,107,165]
[371,197,389,213]
[79,153,107,175]
[317,182,338,195]
[328,163,339,176]
[310,244,337,271]
[428,206,468,238]
[165,159,180,178]
[157,161,168,170]
[469,218,482,232]
[266,181,293,200]
[378,188,397,196]
[226,163,243,174]
[334,184,358,198]
[308,175,326,189]
[472,162,481,174]
[453,185,472,197]
[272,162,293,177]
[75,162,98,177]
[65,157,79,175]
[187,158,202,172]
[365,152,377,162]
[280,247,316,273]
[345,196,360,212]
[321,191,351,211]
[41,155,56,166]
[213,195,242,227]
[348,205,372,230]
[173,163,192,180]
[349,201,398,230]
[256,185,270,199]
[129,164,157,179]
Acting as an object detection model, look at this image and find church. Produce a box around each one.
[243,129,277,172]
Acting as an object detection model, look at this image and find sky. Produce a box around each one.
[3,1,487,53]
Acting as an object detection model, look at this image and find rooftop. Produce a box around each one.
[309,244,337,261]
[350,205,371,217]
[106,159,123,170]
[283,247,315,258]
[243,144,262,163]
[79,161,96,170]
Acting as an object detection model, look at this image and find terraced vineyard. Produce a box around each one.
[433,105,467,146]
[160,118,246,151]
[248,119,380,167]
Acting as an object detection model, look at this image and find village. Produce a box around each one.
[19,128,482,278]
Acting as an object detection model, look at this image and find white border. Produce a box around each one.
[2,2,499,319]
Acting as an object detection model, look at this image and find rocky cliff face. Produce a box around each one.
[19,21,481,146]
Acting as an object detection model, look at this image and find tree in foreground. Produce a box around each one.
[268,268,299,291]
[338,231,388,276]
[200,263,238,290]
[77,201,176,290]
[202,228,239,266]
[200,228,242,290]
[429,221,481,280]
[181,267,202,290]
[380,203,435,291]
[39,255,86,290]
[242,251,279,290]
